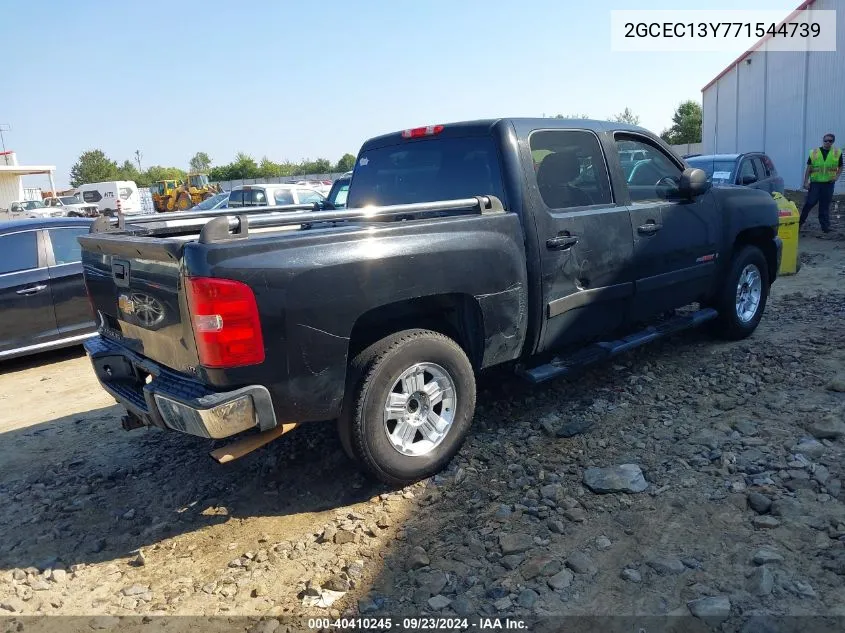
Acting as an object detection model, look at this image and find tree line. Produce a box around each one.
[551,101,703,145]
[69,150,357,188]
[69,102,702,188]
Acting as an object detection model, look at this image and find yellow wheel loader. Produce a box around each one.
[151,174,221,212]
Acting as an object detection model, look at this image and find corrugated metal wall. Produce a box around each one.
[764,51,807,188]
[702,88,718,154]
[702,0,845,192]
[0,175,24,211]
[715,67,738,153]
[736,50,766,152]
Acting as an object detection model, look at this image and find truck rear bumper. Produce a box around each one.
[84,335,278,439]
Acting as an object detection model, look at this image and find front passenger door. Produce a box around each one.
[737,157,761,189]
[613,134,721,323]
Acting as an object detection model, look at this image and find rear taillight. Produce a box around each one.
[401,125,444,139]
[185,277,264,368]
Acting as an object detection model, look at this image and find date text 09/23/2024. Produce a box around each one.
[307,617,527,630]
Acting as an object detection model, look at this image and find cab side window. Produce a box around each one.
[614,136,682,202]
[48,228,89,265]
[0,231,39,274]
[227,190,245,207]
[530,130,613,210]
[738,159,757,184]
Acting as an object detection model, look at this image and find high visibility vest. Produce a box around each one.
[809,146,841,182]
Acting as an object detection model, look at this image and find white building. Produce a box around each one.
[701,0,845,192]
[0,151,57,211]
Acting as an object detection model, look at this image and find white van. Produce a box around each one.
[76,180,141,216]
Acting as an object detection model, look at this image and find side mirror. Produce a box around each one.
[679,168,711,198]
[741,175,757,185]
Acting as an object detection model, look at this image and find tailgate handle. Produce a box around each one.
[112,260,130,287]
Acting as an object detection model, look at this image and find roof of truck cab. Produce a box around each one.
[359,118,650,149]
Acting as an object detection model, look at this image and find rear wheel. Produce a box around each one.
[339,329,476,486]
[711,245,769,340]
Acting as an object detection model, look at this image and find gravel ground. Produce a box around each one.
[1,220,844,632]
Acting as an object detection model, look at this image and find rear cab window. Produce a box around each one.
[227,190,245,207]
[346,136,506,209]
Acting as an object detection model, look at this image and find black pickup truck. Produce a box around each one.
[78,118,782,485]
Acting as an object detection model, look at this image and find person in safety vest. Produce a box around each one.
[800,133,842,233]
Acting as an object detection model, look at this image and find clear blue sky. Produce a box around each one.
[1,0,798,189]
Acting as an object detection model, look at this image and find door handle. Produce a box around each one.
[637,222,663,235]
[546,234,579,250]
[16,284,47,296]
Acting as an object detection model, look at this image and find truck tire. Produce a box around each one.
[340,329,476,486]
[711,245,770,340]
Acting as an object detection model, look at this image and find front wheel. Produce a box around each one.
[711,245,770,340]
[340,329,476,486]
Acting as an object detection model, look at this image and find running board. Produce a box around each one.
[517,307,718,384]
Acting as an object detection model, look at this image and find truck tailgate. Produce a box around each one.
[79,233,201,373]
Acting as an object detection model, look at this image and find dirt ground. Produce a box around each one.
[1,217,844,632]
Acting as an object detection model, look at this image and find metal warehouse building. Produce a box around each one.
[701,0,845,192]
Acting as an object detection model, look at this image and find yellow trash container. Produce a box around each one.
[772,192,799,275]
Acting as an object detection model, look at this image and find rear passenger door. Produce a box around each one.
[44,225,96,337]
[0,229,58,355]
[611,133,721,323]
[529,128,635,354]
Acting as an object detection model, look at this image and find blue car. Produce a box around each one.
[193,191,230,211]
[685,153,784,194]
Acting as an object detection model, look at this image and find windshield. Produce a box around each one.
[686,158,736,183]
[190,174,209,188]
[194,192,228,210]
[59,196,80,205]
[347,136,505,208]
[24,200,46,209]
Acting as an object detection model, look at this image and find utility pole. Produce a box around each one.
[134,149,143,172]
[0,124,10,157]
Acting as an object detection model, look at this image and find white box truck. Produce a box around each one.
[76,180,141,216]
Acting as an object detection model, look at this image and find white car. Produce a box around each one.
[294,180,332,196]
[43,195,101,217]
[9,199,64,219]
[227,183,327,208]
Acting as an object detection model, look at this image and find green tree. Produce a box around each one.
[335,153,356,172]
[189,152,212,173]
[118,160,140,182]
[612,107,640,125]
[299,158,332,175]
[230,153,260,179]
[660,101,702,144]
[144,165,186,184]
[259,156,283,178]
[554,113,590,119]
[69,149,119,187]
